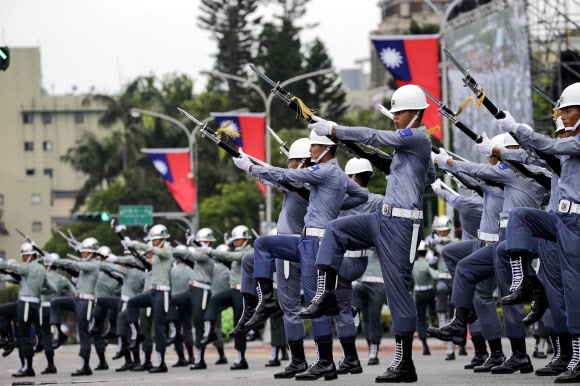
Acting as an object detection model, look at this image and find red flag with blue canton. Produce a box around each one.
[370,34,442,140]
[211,112,266,194]
[141,148,195,212]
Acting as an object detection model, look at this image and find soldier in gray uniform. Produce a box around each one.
[44,237,101,376]
[0,242,54,377]
[303,85,435,383]
[172,228,215,370]
[122,224,174,373]
[209,243,231,365]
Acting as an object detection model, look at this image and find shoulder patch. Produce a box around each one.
[577,134,580,141]
[498,164,509,170]
[307,165,320,172]
[452,196,460,203]
[397,128,413,137]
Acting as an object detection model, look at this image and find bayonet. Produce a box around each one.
[15,228,45,255]
[267,126,290,157]
[532,86,558,107]
[66,253,82,261]
[439,180,459,196]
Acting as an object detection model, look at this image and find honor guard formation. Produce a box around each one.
[3,75,580,385]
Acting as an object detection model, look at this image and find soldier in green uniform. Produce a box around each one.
[412,241,438,356]
[0,259,21,357]
[208,243,231,365]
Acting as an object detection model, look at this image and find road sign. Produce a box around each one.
[119,205,153,226]
[0,47,9,71]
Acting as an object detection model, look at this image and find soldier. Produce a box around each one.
[199,225,253,370]
[122,224,173,373]
[412,240,437,356]
[303,84,435,383]
[208,243,231,365]
[0,259,21,357]
[44,237,101,376]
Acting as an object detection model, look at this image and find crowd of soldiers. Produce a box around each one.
[2,81,580,384]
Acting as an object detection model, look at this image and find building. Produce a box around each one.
[0,47,118,259]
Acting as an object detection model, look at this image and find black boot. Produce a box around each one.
[34,340,44,353]
[13,356,35,378]
[295,340,337,381]
[245,280,281,330]
[71,356,92,376]
[337,339,362,375]
[148,351,168,373]
[522,276,549,326]
[555,335,580,383]
[200,320,217,346]
[368,343,380,365]
[274,340,308,379]
[230,351,249,370]
[375,336,417,383]
[491,337,533,374]
[215,346,227,364]
[427,307,470,346]
[459,346,468,356]
[51,325,68,349]
[474,338,505,372]
[299,270,339,319]
[537,333,572,376]
[172,351,188,367]
[421,339,430,356]
[116,347,135,372]
[464,337,488,369]
[112,337,127,360]
[501,254,534,305]
[186,343,195,365]
[131,352,152,372]
[128,323,144,350]
[95,352,109,370]
[229,293,259,338]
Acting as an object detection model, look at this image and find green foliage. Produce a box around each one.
[221,307,233,343]
[409,18,440,35]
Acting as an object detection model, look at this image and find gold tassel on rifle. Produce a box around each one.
[291,97,317,120]
[553,108,562,122]
[476,88,486,109]
[456,96,474,117]
[216,120,240,139]
[427,126,441,137]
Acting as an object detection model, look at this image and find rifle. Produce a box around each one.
[15,228,46,256]
[267,126,290,157]
[110,220,152,271]
[249,64,393,175]
[177,107,310,201]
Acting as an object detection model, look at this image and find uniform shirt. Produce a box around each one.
[133,241,173,287]
[277,191,308,235]
[339,189,384,217]
[0,259,52,298]
[211,244,253,287]
[100,261,145,298]
[211,261,230,294]
[436,189,483,241]
[172,248,214,285]
[412,257,438,288]
[251,158,368,229]
[170,263,193,295]
[361,248,382,280]
[428,238,453,276]
[335,125,435,210]
[42,270,76,302]
[50,258,99,295]
[95,262,122,298]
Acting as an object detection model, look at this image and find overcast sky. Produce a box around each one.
[3,0,381,95]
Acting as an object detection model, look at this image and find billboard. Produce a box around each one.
[445,3,532,162]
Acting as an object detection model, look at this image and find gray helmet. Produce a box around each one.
[148,224,170,240]
[230,225,252,240]
[174,244,188,252]
[96,245,111,259]
[214,244,230,252]
[195,228,216,242]
[432,216,452,232]
[46,253,60,265]
[79,237,99,253]
[20,242,38,257]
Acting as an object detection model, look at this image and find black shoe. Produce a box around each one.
[423,346,431,356]
[426,307,470,346]
[41,364,57,374]
[190,360,207,370]
[115,362,134,372]
[172,358,188,367]
[336,357,362,374]
[533,348,547,359]
[131,360,152,371]
[501,280,534,305]
[274,359,308,378]
[129,333,144,350]
[535,361,568,376]
[474,353,506,372]
[491,354,534,374]
[464,354,488,369]
[295,340,337,381]
[375,359,417,383]
[467,309,478,324]
[215,356,227,365]
[298,271,339,320]
[368,357,379,366]
[12,367,35,378]
[188,357,195,365]
[148,362,168,373]
[229,294,259,338]
[459,346,468,356]
[95,361,109,370]
[265,358,280,367]
[445,353,456,361]
[52,330,68,349]
[245,280,281,330]
[71,364,92,376]
[230,359,248,370]
[523,289,549,326]
[281,350,289,361]
[2,340,16,357]
[112,350,125,360]
[555,366,580,383]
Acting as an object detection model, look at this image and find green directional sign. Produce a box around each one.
[0,47,9,71]
[119,205,153,226]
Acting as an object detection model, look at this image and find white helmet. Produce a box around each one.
[195,228,216,243]
[503,133,519,147]
[309,130,335,146]
[557,82,580,109]
[345,158,374,176]
[491,134,507,148]
[174,244,188,252]
[389,85,429,113]
[148,224,170,240]
[46,253,60,265]
[432,216,452,231]
[288,138,311,159]
[79,237,99,253]
[96,246,111,259]
[20,242,38,257]
[231,225,252,240]
[555,117,565,133]
[417,240,426,252]
[215,244,230,252]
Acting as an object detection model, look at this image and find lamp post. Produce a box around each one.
[200,67,334,227]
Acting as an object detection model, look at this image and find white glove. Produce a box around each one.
[42,252,54,265]
[428,234,441,246]
[115,224,127,233]
[431,179,442,193]
[105,254,118,263]
[426,250,438,265]
[475,132,495,156]
[308,115,334,136]
[186,234,196,246]
[72,276,79,284]
[121,236,135,249]
[433,151,450,166]
[495,110,519,133]
[232,148,252,172]
[198,244,212,255]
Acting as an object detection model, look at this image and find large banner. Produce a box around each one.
[445,3,533,162]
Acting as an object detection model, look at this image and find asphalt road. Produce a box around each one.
[1,337,562,385]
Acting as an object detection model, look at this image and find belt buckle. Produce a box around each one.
[559,200,571,213]
[382,204,392,217]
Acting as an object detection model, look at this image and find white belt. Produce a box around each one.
[478,230,499,242]
[303,227,325,238]
[344,250,369,258]
[19,296,40,303]
[75,293,95,300]
[41,301,51,307]
[381,204,423,220]
[438,273,452,279]
[231,284,241,290]
[362,276,384,284]
[499,219,508,229]
[415,284,433,291]
[121,295,130,302]
[558,200,580,214]
[150,284,171,291]
[190,281,211,290]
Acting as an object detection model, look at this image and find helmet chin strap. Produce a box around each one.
[311,146,330,164]
[406,111,420,129]
[235,240,248,251]
[565,118,580,132]
[298,158,306,168]
[83,252,94,261]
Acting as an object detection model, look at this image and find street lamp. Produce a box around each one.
[200,67,334,227]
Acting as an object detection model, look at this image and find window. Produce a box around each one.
[32,221,42,232]
[43,168,53,178]
[31,193,41,204]
[43,141,53,151]
[24,141,34,151]
[0,251,5,259]
[0,194,4,205]
[41,112,52,124]
[26,169,35,176]
[23,113,33,124]
[74,112,84,124]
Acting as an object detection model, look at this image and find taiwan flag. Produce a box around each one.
[371,34,442,140]
[210,112,266,194]
[141,148,195,213]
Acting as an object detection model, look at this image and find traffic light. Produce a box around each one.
[73,211,111,222]
[0,47,9,71]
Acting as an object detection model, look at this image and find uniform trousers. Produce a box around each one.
[204,288,245,353]
[92,296,120,354]
[127,290,169,353]
[16,301,39,357]
[353,281,387,345]
[171,286,207,348]
[50,296,92,358]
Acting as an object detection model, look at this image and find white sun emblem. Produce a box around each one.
[153,160,168,176]
[222,120,240,135]
[380,47,404,69]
